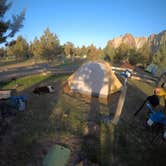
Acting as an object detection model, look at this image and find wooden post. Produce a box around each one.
[112,79,127,125]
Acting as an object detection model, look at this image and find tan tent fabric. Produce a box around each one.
[64,61,122,104]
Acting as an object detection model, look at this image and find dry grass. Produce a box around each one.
[0,75,166,166]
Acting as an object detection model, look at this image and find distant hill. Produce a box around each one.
[106,30,166,53]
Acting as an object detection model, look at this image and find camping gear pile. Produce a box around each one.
[0,90,27,119]
[0,89,27,138]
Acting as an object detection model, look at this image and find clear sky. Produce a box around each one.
[6,0,166,48]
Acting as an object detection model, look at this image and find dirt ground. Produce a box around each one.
[0,75,166,166]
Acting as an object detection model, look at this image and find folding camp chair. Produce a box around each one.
[134,101,166,145]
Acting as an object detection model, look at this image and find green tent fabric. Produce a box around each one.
[145,64,166,77]
[43,144,71,166]
[145,64,158,75]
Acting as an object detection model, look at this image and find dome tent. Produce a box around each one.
[145,63,158,75]
[64,61,122,104]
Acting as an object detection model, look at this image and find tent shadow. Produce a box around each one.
[78,63,105,164]
[64,61,123,165]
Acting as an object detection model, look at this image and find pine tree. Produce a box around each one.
[39,28,60,59]
[7,35,28,59]
[30,28,60,60]
[0,0,25,44]
[104,42,116,61]
[87,44,98,60]
[138,43,151,65]
[64,42,74,57]
[29,37,41,58]
[80,45,88,58]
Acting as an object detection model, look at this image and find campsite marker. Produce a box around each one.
[112,70,132,125]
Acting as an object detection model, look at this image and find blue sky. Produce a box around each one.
[6,0,166,48]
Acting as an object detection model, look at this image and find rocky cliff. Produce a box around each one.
[106,30,166,53]
[148,30,166,53]
[108,33,136,48]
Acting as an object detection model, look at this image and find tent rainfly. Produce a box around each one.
[64,61,122,104]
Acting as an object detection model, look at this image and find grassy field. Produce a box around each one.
[0,74,50,91]
[0,74,166,166]
[0,58,47,71]
[0,57,84,72]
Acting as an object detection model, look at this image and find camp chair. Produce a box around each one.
[133,94,166,143]
[132,72,166,144]
[134,95,159,116]
[134,71,166,117]
[146,104,166,144]
[135,101,166,144]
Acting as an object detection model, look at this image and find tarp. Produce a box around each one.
[43,145,71,166]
